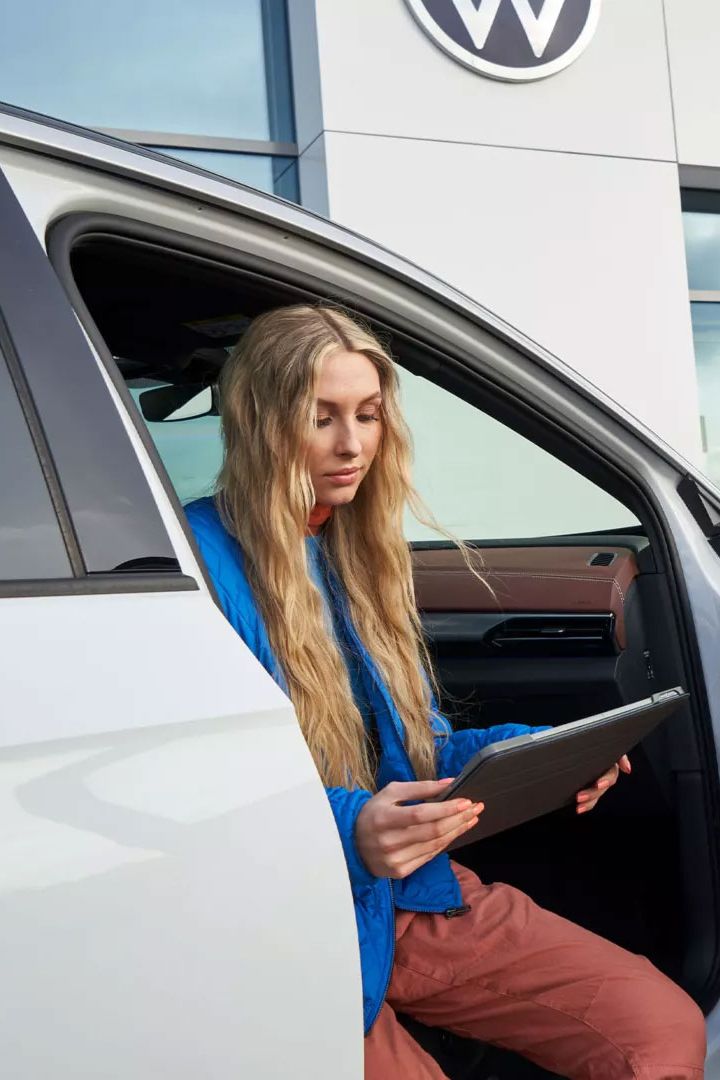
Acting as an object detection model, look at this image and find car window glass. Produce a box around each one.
[127,382,223,505]
[0,351,72,579]
[398,369,639,541]
[129,365,637,537]
[65,236,637,537]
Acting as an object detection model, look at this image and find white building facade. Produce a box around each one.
[289,0,720,482]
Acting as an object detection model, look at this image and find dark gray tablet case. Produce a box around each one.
[435,687,687,850]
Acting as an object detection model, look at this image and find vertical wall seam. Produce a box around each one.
[285,0,329,213]
[660,0,680,164]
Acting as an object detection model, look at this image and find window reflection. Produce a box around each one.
[0,354,72,579]
[0,0,274,140]
[684,213,720,291]
[689,303,720,486]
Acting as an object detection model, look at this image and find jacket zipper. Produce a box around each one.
[393,900,472,916]
[368,878,396,1032]
[332,580,407,751]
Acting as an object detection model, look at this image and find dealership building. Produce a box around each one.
[2,1,720,485]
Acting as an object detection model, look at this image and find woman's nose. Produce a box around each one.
[335,422,362,457]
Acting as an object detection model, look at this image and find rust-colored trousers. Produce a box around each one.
[365,863,706,1079]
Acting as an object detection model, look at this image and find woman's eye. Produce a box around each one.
[315,416,332,429]
[357,413,380,423]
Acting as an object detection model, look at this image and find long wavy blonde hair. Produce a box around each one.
[217,304,452,791]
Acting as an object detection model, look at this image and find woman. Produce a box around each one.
[185,304,705,1079]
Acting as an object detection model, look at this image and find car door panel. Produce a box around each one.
[0,590,364,1079]
[0,164,363,1078]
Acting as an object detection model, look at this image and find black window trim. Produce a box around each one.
[0,168,197,597]
[0,307,83,578]
[0,574,198,599]
[0,321,198,595]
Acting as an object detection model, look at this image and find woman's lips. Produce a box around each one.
[325,468,360,486]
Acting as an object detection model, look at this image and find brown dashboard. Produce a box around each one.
[413,546,639,649]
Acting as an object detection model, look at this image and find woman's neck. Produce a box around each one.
[307,503,333,535]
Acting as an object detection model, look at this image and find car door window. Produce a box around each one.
[0,348,71,579]
[398,368,639,541]
[58,226,637,537]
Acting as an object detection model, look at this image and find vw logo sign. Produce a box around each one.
[403,0,602,82]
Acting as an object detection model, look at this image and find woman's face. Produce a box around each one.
[307,348,383,507]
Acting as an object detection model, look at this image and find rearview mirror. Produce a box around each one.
[139,384,216,422]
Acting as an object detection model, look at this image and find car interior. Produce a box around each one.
[53,221,720,1079]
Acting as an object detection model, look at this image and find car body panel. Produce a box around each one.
[0,591,364,1077]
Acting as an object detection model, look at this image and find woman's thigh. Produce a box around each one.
[385,862,705,1080]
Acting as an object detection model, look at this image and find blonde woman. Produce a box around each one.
[185,305,704,1079]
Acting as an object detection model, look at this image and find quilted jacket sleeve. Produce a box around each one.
[325,786,381,891]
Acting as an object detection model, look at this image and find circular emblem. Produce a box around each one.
[403,0,602,82]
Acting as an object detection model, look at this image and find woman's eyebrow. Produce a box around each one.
[315,393,382,409]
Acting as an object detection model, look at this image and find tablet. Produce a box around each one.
[434,687,688,850]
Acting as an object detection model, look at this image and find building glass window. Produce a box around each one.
[0,0,297,200]
[683,202,720,486]
[684,213,720,292]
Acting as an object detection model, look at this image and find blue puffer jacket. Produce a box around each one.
[185,496,538,1033]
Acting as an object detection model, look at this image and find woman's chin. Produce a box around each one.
[318,485,360,507]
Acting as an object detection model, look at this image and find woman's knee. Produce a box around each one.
[588,962,706,1073]
[641,985,706,1070]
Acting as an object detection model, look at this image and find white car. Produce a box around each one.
[1,103,720,1078]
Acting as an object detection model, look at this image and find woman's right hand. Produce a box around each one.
[354,778,484,879]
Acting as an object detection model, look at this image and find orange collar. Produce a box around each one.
[307,503,333,534]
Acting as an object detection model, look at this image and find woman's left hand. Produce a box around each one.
[576,754,632,814]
